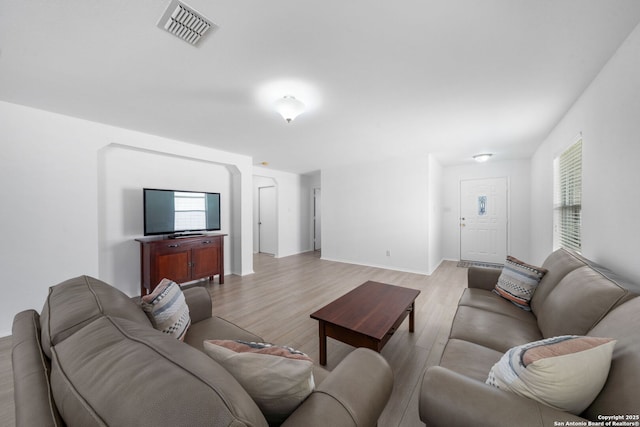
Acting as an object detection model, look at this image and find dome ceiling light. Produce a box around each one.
[274,96,305,123]
[473,153,493,163]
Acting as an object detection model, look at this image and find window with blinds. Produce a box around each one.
[553,139,582,252]
[174,191,207,231]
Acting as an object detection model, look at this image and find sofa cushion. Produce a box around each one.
[536,266,631,338]
[583,297,640,420]
[448,305,542,353]
[141,279,191,340]
[493,256,547,311]
[530,248,587,314]
[438,338,504,382]
[458,288,539,324]
[184,316,263,352]
[204,340,315,425]
[40,275,151,358]
[486,335,615,414]
[50,316,267,427]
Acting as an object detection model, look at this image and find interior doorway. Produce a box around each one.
[459,177,508,264]
[313,188,321,251]
[258,186,277,255]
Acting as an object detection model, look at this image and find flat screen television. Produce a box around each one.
[143,188,221,236]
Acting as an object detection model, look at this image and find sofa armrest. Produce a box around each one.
[467,267,502,290]
[183,287,212,323]
[282,348,393,427]
[12,310,63,427]
[420,366,587,427]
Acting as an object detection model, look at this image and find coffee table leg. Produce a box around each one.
[409,302,415,333]
[318,321,327,365]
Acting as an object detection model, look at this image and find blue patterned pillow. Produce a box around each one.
[493,256,547,311]
[141,279,191,340]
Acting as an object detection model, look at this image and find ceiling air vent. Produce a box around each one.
[158,0,217,46]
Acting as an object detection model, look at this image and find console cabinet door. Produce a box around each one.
[155,249,191,285]
[191,240,220,279]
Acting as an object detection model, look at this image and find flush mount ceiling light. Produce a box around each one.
[473,153,493,163]
[274,96,305,123]
[256,79,320,121]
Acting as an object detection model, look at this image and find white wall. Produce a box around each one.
[322,157,431,274]
[531,23,640,283]
[0,101,255,336]
[306,171,321,188]
[427,155,444,272]
[0,103,103,337]
[99,146,233,295]
[442,159,532,262]
[253,167,312,258]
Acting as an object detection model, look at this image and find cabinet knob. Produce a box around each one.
[168,244,180,248]
[202,240,212,244]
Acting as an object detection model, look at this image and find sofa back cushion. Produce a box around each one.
[583,296,640,420]
[50,316,267,427]
[530,249,587,314]
[40,276,151,358]
[537,266,632,338]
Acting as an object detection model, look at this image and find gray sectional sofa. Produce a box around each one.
[419,248,640,426]
[12,276,393,427]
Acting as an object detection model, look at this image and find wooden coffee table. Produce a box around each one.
[310,281,420,365]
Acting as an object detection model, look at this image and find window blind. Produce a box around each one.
[174,191,207,231]
[554,139,582,252]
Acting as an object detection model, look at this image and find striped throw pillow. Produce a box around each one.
[493,256,547,311]
[203,340,315,425]
[141,279,191,340]
[486,335,615,414]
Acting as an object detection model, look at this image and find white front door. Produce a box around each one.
[258,186,277,255]
[460,177,508,263]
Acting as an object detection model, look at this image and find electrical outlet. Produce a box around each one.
[386,250,391,257]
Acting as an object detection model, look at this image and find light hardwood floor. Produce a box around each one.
[0,252,468,427]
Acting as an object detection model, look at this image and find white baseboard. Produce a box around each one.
[319,256,431,276]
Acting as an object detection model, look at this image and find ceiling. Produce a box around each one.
[1,1,640,174]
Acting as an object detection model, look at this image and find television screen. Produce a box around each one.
[144,188,221,236]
